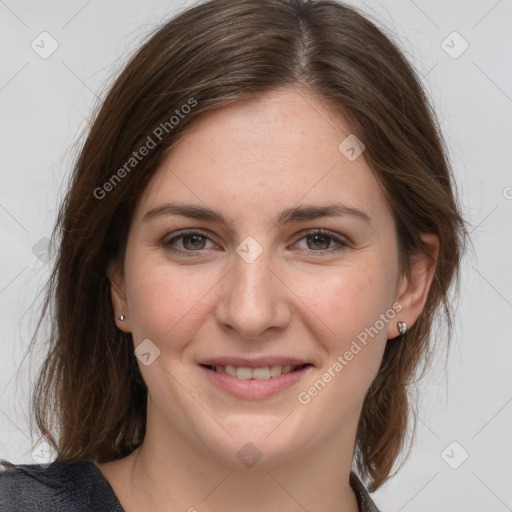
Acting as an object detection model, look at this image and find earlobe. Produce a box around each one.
[107,261,131,332]
[388,233,439,339]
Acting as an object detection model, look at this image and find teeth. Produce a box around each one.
[236,367,253,380]
[269,365,282,377]
[252,367,270,380]
[225,365,237,377]
[211,364,302,379]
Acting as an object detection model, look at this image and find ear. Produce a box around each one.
[388,233,439,338]
[107,259,131,333]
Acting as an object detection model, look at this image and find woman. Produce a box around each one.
[0,0,467,510]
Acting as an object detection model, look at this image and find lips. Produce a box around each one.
[201,363,310,379]
[197,356,312,368]
[198,357,314,399]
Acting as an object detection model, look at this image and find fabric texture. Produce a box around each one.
[0,458,381,511]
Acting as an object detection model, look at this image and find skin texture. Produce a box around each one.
[95,87,438,512]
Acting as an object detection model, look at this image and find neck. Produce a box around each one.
[97,403,362,512]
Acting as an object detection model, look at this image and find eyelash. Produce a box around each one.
[163,229,349,257]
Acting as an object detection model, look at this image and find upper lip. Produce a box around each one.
[198,356,313,368]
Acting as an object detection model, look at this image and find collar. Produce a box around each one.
[349,471,381,512]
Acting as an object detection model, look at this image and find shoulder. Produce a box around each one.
[0,458,125,511]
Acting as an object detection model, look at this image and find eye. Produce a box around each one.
[293,229,349,254]
[163,228,349,257]
[164,230,217,254]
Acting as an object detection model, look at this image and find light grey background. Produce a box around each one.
[1,1,511,510]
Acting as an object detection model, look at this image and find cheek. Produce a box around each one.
[296,260,396,341]
[292,259,396,386]
[124,251,220,349]
[295,273,394,415]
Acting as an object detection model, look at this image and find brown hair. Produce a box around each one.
[28,0,467,491]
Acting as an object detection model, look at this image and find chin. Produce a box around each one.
[193,413,313,469]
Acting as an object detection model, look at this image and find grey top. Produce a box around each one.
[0,458,380,511]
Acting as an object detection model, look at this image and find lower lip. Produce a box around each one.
[200,365,313,400]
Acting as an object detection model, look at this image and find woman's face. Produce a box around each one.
[112,88,413,467]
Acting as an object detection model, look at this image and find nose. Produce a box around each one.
[214,247,292,340]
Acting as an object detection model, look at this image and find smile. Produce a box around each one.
[202,363,309,379]
[199,363,314,399]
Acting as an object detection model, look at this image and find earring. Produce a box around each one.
[397,321,407,335]
[119,315,125,321]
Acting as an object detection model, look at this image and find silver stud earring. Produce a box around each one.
[397,321,407,335]
[119,315,125,321]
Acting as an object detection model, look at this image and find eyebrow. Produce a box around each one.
[142,201,371,227]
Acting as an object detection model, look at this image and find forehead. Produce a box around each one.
[135,88,393,227]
